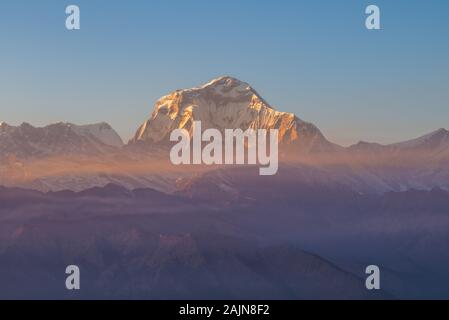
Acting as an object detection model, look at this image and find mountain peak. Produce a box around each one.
[351,141,383,148]
[435,128,448,134]
[210,75,240,81]
[12,122,123,147]
[20,122,34,128]
[68,122,124,147]
[131,77,337,153]
[390,128,449,150]
[167,76,267,108]
[0,121,123,160]
[201,75,245,87]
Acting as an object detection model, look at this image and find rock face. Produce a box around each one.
[0,122,123,160]
[131,76,338,153]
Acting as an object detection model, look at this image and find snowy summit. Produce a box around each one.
[131,76,337,152]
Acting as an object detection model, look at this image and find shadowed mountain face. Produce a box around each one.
[0,184,372,299]
[0,228,375,299]
[1,183,449,299]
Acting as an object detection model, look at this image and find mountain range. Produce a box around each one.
[1,76,448,194]
[0,122,123,160]
[1,180,448,299]
[1,76,449,299]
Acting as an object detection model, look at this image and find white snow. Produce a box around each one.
[131,76,327,149]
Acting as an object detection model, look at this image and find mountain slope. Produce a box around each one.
[390,128,449,151]
[69,123,124,148]
[131,76,338,153]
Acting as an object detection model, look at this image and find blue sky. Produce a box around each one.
[0,0,448,145]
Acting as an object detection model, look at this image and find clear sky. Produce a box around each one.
[0,0,448,146]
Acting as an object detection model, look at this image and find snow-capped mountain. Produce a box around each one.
[390,128,449,151]
[69,123,124,148]
[348,128,449,161]
[0,122,123,160]
[131,76,338,153]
